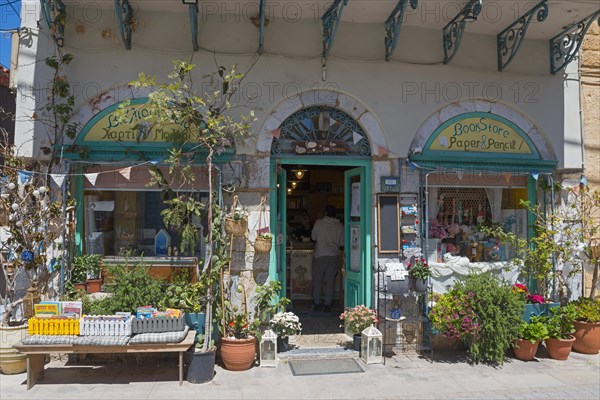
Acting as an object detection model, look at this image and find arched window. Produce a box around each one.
[271,106,371,156]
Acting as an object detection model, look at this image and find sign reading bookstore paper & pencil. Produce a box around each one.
[423,112,540,159]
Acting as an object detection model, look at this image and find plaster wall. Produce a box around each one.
[13,4,584,170]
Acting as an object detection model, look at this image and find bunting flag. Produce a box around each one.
[378,146,388,157]
[456,170,464,181]
[330,118,339,126]
[503,172,512,183]
[119,167,132,180]
[18,170,33,184]
[85,172,99,186]
[580,176,588,186]
[352,131,363,145]
[270,128,281,139]
[50,173,66,188]
[531,172,539,181]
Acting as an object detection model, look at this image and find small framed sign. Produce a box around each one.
[381,176,400,192]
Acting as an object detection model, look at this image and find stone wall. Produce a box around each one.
[581,24,600,297]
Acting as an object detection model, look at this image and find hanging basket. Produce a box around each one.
[225,217,248,238]
[254,236,273,253]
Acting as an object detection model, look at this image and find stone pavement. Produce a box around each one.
[1,346,598,400]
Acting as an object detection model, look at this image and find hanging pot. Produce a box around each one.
[254,236,272,253]
[225,218,247,238]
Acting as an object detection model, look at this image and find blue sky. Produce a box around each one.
[1,0,21,69]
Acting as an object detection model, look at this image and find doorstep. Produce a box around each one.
[277,347,359,360]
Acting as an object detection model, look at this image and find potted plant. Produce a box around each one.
[219,280,288,371]
[513,316,549,361]
[339,305,378,351]
[570,297,600,354]
[254,232,273,254]
[512,283,559,322]
[406,257,431,292]
[269,311,302,352]
[70,255,88,293]
[184,332,216,383]
[224,198,248,238]
[78,254,103,293]
[541,305,577,360]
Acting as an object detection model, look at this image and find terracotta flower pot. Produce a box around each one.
[86,278,103,293]
[220,337,256,371]
[572,320,600,355]
[545,336,575,360]
[513,339,540,361]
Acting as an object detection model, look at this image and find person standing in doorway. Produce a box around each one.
[311,205,343,313]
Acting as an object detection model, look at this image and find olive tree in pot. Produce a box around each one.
[122,60,254,380]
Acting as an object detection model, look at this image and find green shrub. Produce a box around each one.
[569,297,600,323]
[81,295,113,315]
[104,263,165,314]
[456,272,526,365]
[519,316,549,343]
[542,305,576,339]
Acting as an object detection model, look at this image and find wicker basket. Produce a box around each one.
[254,236,273,253]
[225,217,247,238]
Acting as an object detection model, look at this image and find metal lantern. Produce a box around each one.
[22,286,41,319]
[260,329,278,367]
[360,325,383,364]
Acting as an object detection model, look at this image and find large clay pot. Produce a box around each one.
[0,324,28,375]
[545,336,575,360]
[572,320,600,355]
[513,339,540,361]
[220,337,256,371]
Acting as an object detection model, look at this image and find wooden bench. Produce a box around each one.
[13,330,195,389]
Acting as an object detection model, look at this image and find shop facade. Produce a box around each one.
[11,1,598,320]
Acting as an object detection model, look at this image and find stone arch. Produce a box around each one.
[255,89,389,156]
[409,99,556,161]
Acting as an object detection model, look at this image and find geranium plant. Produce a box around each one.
[512,283,546,304]
[229,206,248,221]
[519,316,549,344]
[430,288,480,342]
[258,232,273,240]
[407,257,431,280]
[339,305,378,334]
[269,312,302,338]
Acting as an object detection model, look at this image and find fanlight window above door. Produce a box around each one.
[271,106,371,156]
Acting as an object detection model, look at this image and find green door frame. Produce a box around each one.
[269,157,372,307]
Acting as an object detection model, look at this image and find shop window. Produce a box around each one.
[428,186,528,264]
[84,190,207,258]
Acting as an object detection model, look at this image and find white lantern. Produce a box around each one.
[260,329,278,367]
[360,325,383,364]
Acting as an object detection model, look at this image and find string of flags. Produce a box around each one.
[4,159,160,189]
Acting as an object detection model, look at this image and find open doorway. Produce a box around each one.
[279,164,351,347]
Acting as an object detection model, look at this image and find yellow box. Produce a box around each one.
[27,317,80,335]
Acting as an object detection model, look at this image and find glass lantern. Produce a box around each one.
[260,329,278,367]
[360,325,383,364]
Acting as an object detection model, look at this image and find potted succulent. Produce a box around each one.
[254,232,273,254]
[513,316,549,361]
[541,305,577,360]
[339,305,378,351]
[570,297,600,354]
[224,197,248,238]
[406,257,431,292]
[269,311,302,352]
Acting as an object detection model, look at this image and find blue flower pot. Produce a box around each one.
[522,302,560,322]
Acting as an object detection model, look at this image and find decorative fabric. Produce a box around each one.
[73,335,130,346]
[22,335,76,345]
[128,326,190,344]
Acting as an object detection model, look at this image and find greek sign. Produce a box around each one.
[429,113,534,155]
[80,99,196,144]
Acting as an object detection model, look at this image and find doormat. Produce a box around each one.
[288,358,364,376]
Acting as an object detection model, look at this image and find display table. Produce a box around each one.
[13,330,195,389]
